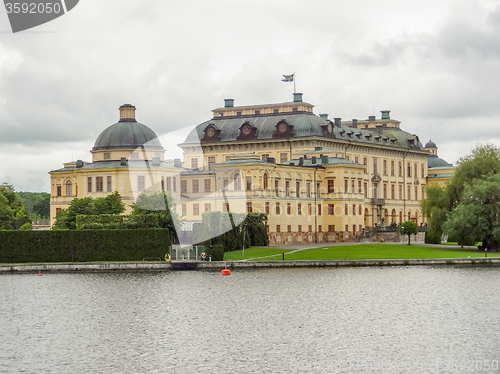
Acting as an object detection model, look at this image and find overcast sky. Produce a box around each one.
[1,0,499,192]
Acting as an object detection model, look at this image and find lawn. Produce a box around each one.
[247,244,500,261]
[223,247,293,261]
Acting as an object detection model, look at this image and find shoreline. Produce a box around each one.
[1,257,500,273]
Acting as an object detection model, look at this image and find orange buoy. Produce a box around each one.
[222,269,231,276]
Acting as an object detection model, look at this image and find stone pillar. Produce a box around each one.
[373,207,378,225]
[381,207,386,227]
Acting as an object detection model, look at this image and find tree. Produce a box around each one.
[420,185,448,244]
[129,191,180,241]
[444,174,500,251]
[0,183,30,230]
[0,194,14,230]
[400,220,418,245]
[53,193,125,230]
[17,192,50,219]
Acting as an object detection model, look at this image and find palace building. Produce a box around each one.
[49,94,455,244]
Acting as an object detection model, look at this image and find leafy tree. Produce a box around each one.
[444,174,500,251]
[53,193,125,230]
[400,220,418,245]
[129,191,180,241]
[0,194,14,230]
[420,185,448,244]
[0,183,30,230]
[17,192,50,219]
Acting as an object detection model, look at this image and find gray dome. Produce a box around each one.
[428,155,452,168]
[425,140,437,148]
[92,121,164,151]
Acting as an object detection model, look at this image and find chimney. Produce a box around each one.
[319,113,329,120]
[224,99,234,108]
[174,158,182,168]
[119,104,136,122]
[334,118,342,127]
[311,156,317,164]
[120,157,127,166]
[368,115,376,121]
[299,157,304,166]
[321,155,328,164]
[315,146,323,151]
[352,119,358,128]
[381,110,390,119]
[293,92,303,102]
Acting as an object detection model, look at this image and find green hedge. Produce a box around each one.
[206,244,224,261]
[0,229,171,263]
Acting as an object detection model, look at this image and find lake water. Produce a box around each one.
[1,267,500,373]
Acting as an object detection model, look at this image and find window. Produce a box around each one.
[318,204,322,215]
[414,163,418,178]
[57,186,61,197]
[262,154,269,161]
[273,109,279,114]
[358,180,361,194]
[181,180,187,193]
[87,177,92,193]
[353,204,356,215]
[246,202,252,213]
[96,177,104,192]
[345,204,348,215]
[408,185,411,200]
[306,181,311,197]
[205,203,211,212]
[263,173,268,189]
[421,164,425,178]
[391,184,395,199]
[415,186,418,200]
[308,204,312,215]
[246,177,252,191]
[353,224,356,233]
[104,152,111,160]
[328,204,334,215]
[107,176,112,192]
[383,160,387,175]
[226,156,231,161]
[204,179,211,192]
[223,179,229,191]
[383,184,387,199]
[363,157,368,173]
[66,180,72,196]
[223,203,230,212]
[344,179,348,193]
[193,204,200,215]
[364,182,367,198]
[182,204,187,215]
[56,207,61,215]
[351,180,355,194]
[276,225,281,232]
[173,177,176,192]
[296,181,300,197]
[191,158,198,169]
[398,161,402,177]
[192,180,199,193]
[208,157,215,170]
[355,156,359,163]
[265,202,269,214]
[328,180,335,193]
[399,185,402,200]
[255,110,261,115]
[233,173,241,190]
[318,225,322,232]
[167,177,172,191]
[276,203,280,215]
[422,186,425,199]
[287,225,291,232]
[161,176,165,191]
[298,225,302,232]
[298,203,302,215]
[345,225,349,233]
[328,225,335,232]
[359,205,362,215]
[373,158,378,174]
[373,183,378,198]
[407,162,411,177]
[287,203,291,215]
[285,181,290,197]
[391,160,395,176]
[309,225,312,232]
[280,153,288,164]
[275,179,279,194]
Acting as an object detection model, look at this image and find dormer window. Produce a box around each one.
[104,152,111,160]
[255,110,260,115]
[236,111,242,116]
[273,109,279,114]
[292,107,298,112]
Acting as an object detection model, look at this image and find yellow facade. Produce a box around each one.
[49,96,452,244]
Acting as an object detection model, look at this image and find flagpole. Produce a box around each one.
[294,72,296,94]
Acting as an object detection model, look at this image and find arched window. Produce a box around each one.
[66,180,73,196]
[263,173,268,189]
[233,173,241,191]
